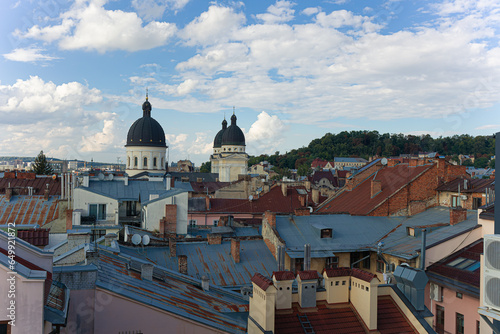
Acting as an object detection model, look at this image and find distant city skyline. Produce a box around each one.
[1,0,499,166]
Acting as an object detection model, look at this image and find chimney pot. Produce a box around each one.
[450,207,467,225]
[231,238,240,263]
[141,263,154,281]
[178,255,188,275]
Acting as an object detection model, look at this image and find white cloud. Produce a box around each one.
[246,111,288,155]
[302,7,320,16]
[179,5,245,46]
[475,124,500,130]
[3,46,60,63]
[256,1,296,24]
[132,0,190,20]
[17,0,177,53]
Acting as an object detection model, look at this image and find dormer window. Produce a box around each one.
[321,228,333,238]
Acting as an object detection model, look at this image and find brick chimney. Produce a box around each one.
[371,179,382,198]
[312,188,319,203]
[5,188,12,201]
[169,238,176,257]
[219,216,228,227]
[409,159,418,167]
[164,204,177,233]
[294,208,310,216]
[450,207,467,225]
[387,159,397,167]
[205,196,211,210]
[207,233,222,245]
[298,195,306,207]
[231,238,240,263]
[141,263,154,281]
[264,211,276,228]
[178,255,188,275]
[304,180,311,191]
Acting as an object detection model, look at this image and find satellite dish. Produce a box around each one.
[98,173,105,180]
[381,158,388,165]
[131,234,141,245]
[108,174,114,181]
[142,235,150,246]
[248,195,253,201]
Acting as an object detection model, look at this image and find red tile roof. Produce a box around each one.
[252,273,273,291]
[273,271,295,281]
[436,178,494,193]
[17,228,50,246]
[0,196,60,226]
[323,267,351,278]
[200,185,314,214]
[309,171,339,187]
[337,170,350,178]
[190,181,230,194]
[297,270,319,280]
[0,176,61,196]
[311,158,333,169]
[317,164,434,215]
[377,296,417,334]
[351,268,377,283]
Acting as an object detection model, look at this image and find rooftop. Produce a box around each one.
[436,177,494,193]
[0,195,59,227]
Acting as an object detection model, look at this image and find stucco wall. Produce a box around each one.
[144,192,188,234]
[73,188,118,224]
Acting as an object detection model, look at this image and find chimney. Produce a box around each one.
[124,175,128,186]
[5,188,12,201]
[450,207,467,225]
[371,179,382,198]
[299,195,305,207]
[350,269,379,331]
[294,208,310,216]
[164,204,177,233]
[273,271,295,310]
[409,159,417,167]
[44,184,50,201]
[207,233,222,245]
[219,216,228,227]
[197,177,202,183]
[323,268,350,304]
[205,196,211,210]
[231,238,240,263]
[296,270,318,308]
[178,255,188,275]
[264,211,276,228]
[141,263,154,281]
[169,238,177,257]
[304,180,311,192]
[281,183,287,197]
[387,159,397,167]
[201,275,210,291]
[66,209,73,230]
[165,174,171,190]
[86,249,100,265]
[312,188,319,203]
[104,233,118,247]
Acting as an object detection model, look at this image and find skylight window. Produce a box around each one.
[447,257,480,271]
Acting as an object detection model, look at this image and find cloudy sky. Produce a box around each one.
[1,0,499,166]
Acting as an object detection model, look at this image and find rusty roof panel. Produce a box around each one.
[0,195,60,227]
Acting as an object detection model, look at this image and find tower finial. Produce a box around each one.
[146,88,149,101]
[233,106,235,115]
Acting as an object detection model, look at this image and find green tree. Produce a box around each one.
[474,157,489,169]
[199,161,211,173]
[32,151,53,175]
[489,159,495,169]
[462,159,474,167]
[297,164,311,177]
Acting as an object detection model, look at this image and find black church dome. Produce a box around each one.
[126,97,166,148]
[213,119,227,148]
[221,114,245,146]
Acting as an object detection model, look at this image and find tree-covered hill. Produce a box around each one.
[248,131,495,170]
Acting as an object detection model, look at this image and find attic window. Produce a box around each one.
[407,227,416,237]
[321,228,333,238]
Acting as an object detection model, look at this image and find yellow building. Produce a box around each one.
[210,113,248,182]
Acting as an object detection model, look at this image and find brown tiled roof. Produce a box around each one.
[426,239,482,288]
[309,171,339,187]
[351,268,377,283]
[337,170,349,178]
[323,267,351,278]
[436,178,494,193]
[0,176,61,196]
[190,181,231,194]
[0,196,59,226]
[199,185,314,214]
[377,296,417,333]
[297,270,319,280]
[252,273,273,291]
[17,228,50,246]
[273,271,295,281]
[311,158,333,169]
[317,164,434,215]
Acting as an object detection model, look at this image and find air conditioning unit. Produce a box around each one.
[484,235,500,311]
[429,282,442,302]
[460,195,468,201]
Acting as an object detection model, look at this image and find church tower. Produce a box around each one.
[125,93,167,176]
[210,111,248,182]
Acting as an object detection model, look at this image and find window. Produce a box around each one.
[451,195,461,208]
[342,281,346,285]
[376,259,385,273]
[456,313,464,334]
[126,201,137,216]
[350,252,361,268]
[326,256,339,269]
[362,251,371,269]
[134,157,138,167]
[143,157,148,168]
[472,197,482,210]
[436,305,445,334]
[321,228,333,238]
[213,219,219,226]
[456,292,463,299]
[189,220,197,227]
[476,320,480,334]
[127,157,130,167]
[89,204,106,220]
[335,281,339,286]
[153,157,157,167]
[0,321,11,334]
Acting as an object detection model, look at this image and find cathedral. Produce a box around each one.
[125,94,247,182]
[210,112,248,182]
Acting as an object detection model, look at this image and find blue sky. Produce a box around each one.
[1,0,499,166]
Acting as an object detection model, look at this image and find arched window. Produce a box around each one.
[134,157,138,167]
[144,157,148,168]
[153,157,157,167]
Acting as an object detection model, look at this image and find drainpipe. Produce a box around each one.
[420,228,427,270]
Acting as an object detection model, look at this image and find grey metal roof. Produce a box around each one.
[120,239,277,288]
[276,207,479,260]
[81,180,185,204]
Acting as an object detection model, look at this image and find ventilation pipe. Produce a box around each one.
[304,244,311,271]
[277,245,285,271]
[420,229,427,270]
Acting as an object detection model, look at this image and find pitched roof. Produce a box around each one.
[311,158,332,169]
[351,268,377,282]
[0,175,61,196]
[0,195,59,227]
[426,239,482,297]
[436,177,494,193]
[309,171,339,187]
[317,164,434,215]
[252,273,273,291]
[95,251,249,333]
[189,181,230,194]
[297,270,319,280]
[323,267,351,278]
[273,271,295,281]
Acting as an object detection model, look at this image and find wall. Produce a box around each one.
[350,276,377,330]
[248,283,276,333]
[424,284,480,334]
[144,192,188,234]
[73,188,118,224]
[0,266,46,334]
[323,274,349,304]
[188,213,254,227]
[125,145,166,176]
[262,219,284,259]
